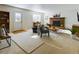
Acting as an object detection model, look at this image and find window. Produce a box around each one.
[33,14,41,22]
[15,13,22,22]
[14,12,22,30]
[44,14,49,25]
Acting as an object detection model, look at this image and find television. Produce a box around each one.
[53,21,61,26]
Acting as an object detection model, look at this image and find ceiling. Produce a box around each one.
[7,4,57,14]
[7,4,79,15]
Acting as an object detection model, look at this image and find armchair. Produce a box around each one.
[40,25,50,37]
[0,24,11,50]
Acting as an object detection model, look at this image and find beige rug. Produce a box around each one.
[0,40,9,49]
[10,30,44,53]
[32,43,61,54]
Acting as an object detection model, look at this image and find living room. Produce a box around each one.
[0,4,79,54]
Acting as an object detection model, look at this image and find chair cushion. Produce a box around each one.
[0,36,11,40]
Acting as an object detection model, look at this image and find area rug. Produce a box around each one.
[0,40,9,50]
[10,30,44,53]
[32,43,65,54]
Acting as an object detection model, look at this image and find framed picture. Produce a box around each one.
[77,12,79,22]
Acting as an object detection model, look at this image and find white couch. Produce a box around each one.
[57,29,72,35]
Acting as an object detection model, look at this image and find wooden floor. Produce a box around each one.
[1,29,79,54]
[12,30,26,34]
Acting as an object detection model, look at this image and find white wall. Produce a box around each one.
[1,4,79,31]
[50,4,79,29]
[0,5,44,32]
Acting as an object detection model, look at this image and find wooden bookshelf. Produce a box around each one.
[0,11,9,32]
[49,17,65,31]
[50,17,65,29]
